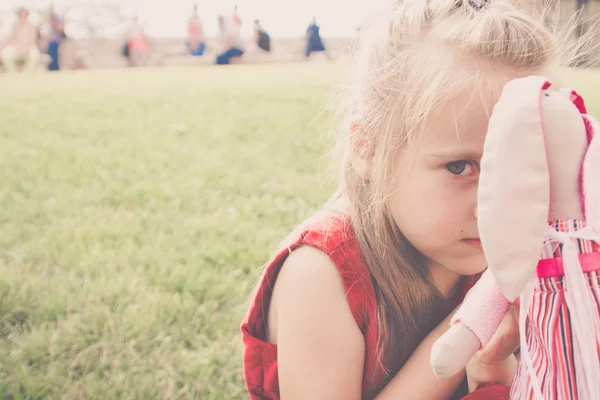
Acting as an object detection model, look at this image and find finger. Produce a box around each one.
[495,306,520,356]
[480,307,520,362]
[477,306,520,364]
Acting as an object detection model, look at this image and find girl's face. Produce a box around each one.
[387,88,503,282]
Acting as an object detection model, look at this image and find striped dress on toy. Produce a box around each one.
[511,220,600,399]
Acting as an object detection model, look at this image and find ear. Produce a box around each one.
[478,76,551,302]
[349,121,372,181]
[560,89,592,216]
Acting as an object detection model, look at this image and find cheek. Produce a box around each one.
[388,173,475,248]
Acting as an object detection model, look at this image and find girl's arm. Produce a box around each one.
[374,307,466,400]
[271,246,464,400]
[379,299,519,399]
[378,295,520,399]
[271,246,365,399]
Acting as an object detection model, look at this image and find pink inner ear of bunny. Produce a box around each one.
[583,115,595,144]
[571,89,588,114]
[560,89,591,216]
[560,88,588,114]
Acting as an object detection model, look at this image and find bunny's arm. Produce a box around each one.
[431,269,509,379]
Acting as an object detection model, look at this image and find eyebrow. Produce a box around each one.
[426,149,483,160]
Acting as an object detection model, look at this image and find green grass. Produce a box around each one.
[2,64,600,400]
[0,64,346,399]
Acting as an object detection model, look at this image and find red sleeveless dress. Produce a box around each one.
[240,212,510,399]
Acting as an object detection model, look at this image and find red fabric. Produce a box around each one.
[462,383,511,400]
[128,36,147,51]
[240,212,488,399]
[536,251,600,277]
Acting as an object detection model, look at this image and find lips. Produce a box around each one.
[463,238,482,249]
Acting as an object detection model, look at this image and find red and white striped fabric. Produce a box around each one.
[511,219,600,400]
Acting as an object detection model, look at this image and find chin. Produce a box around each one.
[464,259,488,275]
[451,255,487,276]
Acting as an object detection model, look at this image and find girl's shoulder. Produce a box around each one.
[282,210,376,298]
[247,210,376,328]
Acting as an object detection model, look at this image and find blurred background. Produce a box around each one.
[1,0,600,69]
[2,0,386,38]
[0,0,391,69]
[2,0,600,399]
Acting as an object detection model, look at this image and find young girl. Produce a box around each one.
[241,0,564,398]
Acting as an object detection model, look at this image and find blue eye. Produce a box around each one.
[446,161,469,175]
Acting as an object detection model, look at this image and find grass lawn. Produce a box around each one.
[2,64,600,400]
[0,64,346,399]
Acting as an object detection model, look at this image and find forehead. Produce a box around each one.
[414,89,501,157]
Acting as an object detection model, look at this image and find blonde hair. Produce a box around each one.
[328,0,592,385]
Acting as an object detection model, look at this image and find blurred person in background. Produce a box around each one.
[254,19,270,53]
[46,3,65,71]
[0,7,40,73]
[215,15,245,65]
[233,5,243,27]
[186,4,205,57]
[123,16,148,67]
[304,16,328,59]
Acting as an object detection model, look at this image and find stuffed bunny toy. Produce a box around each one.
[430,76,600,399]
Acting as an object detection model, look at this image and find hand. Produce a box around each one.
[465,302,520,392]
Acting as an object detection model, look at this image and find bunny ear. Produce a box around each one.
[561,90,592,216]
[478,76,551,302]
[583,115,600,230]
[559,88,588,114]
